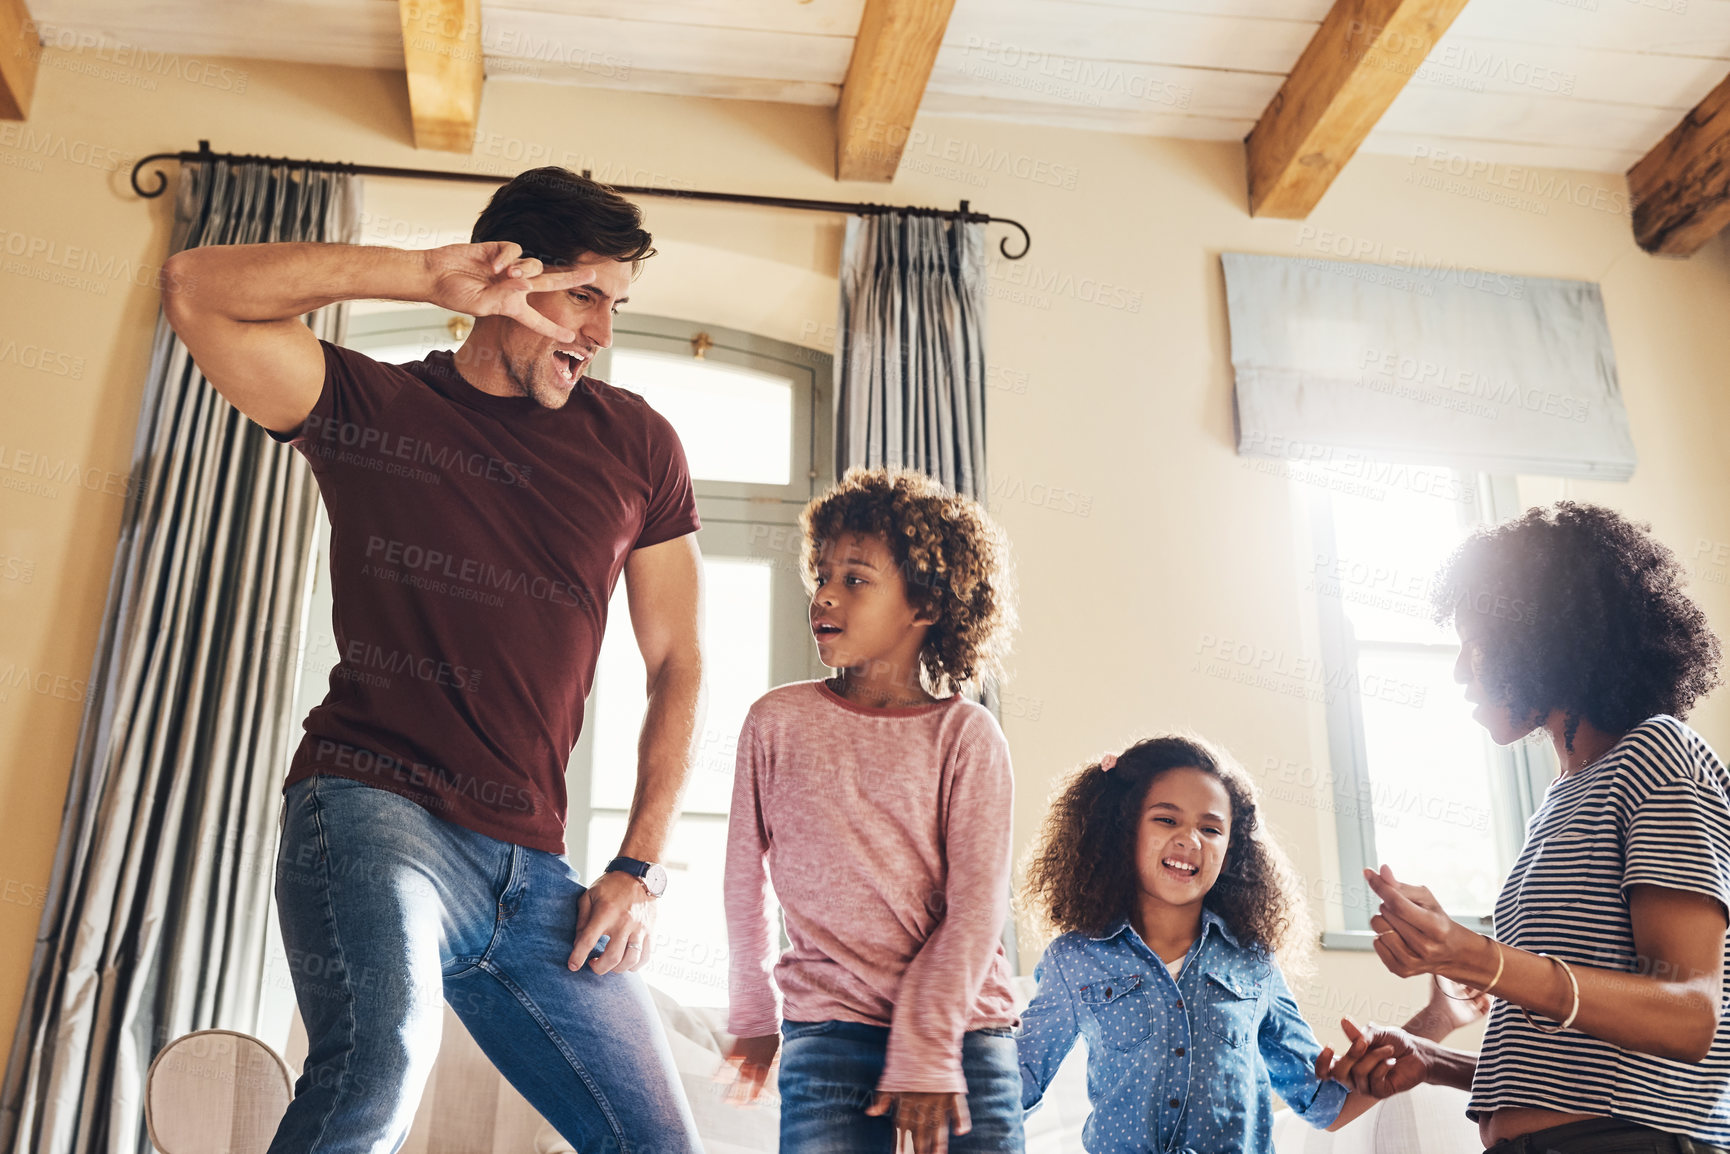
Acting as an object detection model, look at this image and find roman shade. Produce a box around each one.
[1222,252,1637,481]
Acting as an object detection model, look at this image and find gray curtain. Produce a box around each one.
[831,210,1011,963]
[0,160,358,1154]
[834,213,989,501]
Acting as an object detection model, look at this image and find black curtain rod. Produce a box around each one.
[129,139,1032,260]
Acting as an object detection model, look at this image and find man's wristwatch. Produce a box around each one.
[605,856,667,899]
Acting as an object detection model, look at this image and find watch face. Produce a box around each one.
[644,863,668,897]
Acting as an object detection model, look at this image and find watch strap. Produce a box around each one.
[605,856,664,897]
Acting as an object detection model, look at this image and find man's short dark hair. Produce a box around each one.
[470,167,655,269]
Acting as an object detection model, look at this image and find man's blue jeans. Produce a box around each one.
[778,1020,1025,1154]
[266,774,703,1154]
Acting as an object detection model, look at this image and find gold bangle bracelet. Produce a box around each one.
[1440,934,1503,1000]
[1520,953,1581,1034]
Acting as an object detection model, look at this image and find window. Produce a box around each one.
[249,285,833,1057]
[569,316,831,1007]
[1304,469,1555,947]
[291,308,830,1012]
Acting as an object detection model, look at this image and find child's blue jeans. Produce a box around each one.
[778,1019,1026,1153]
[267,773,703,1154]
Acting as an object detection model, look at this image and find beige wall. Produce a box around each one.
[4,46,1730,1069]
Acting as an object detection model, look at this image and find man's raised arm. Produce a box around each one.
[160,242,589,434]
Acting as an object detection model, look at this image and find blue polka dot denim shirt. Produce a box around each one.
[1017,910,1345,1153]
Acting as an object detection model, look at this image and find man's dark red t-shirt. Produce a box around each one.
[272,341,700,851]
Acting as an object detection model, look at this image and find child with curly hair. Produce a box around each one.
[723,467,1022,1154]
[1017,735,1391,1152]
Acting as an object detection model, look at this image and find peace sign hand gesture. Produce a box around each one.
[418,241,597,343]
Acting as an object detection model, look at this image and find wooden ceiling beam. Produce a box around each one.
[1627,72,1730,256]
[835,0,957,183]
[1245,0,1472,218]
[0,0,40,120]
[398,0,483,153]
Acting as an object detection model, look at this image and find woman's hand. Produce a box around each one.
[1364,865,1501,988]
[866,1091,971,1154]
[721,1033,780,1104]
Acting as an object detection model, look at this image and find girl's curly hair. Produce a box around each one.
[801,467,1015,695]
[1430,501,1722,751]
[1020,735,1310,960]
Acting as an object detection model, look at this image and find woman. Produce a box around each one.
[1323,502,1730,1152]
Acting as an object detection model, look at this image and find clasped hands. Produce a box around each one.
[722,1034,972,1154]
[1313,864,1495,1098]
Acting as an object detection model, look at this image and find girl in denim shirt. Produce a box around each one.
[1016,735,1388,1153]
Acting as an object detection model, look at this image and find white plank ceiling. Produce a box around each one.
[22,0,1730,173]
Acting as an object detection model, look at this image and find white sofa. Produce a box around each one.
[1271,1083,1482,1154]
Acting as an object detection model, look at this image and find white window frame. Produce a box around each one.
[565,315,833,876]
[334,307,834,866]
[1311,474,1555,950]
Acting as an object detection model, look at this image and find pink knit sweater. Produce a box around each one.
[724,680,1019,1093]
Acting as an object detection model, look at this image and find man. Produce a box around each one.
[162,168,706,1153]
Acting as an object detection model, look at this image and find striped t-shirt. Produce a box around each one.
[1470,715,1730,1141]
